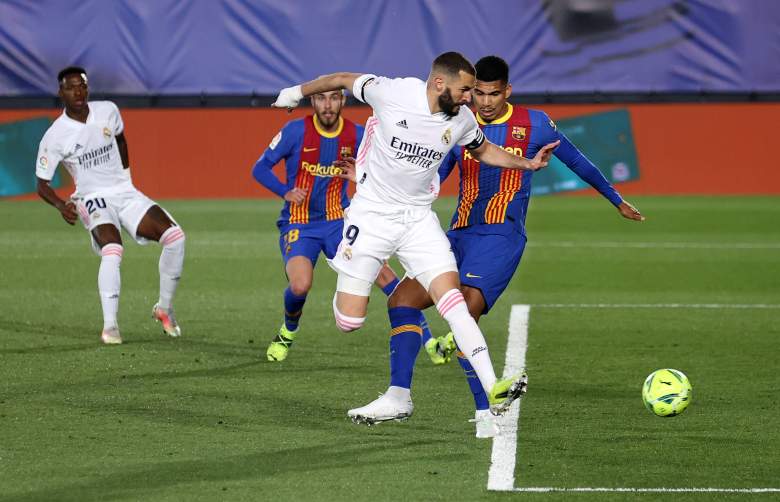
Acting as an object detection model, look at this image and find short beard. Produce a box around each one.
[316,112,339,128]
[437,88,460,117]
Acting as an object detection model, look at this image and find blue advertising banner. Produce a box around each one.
[1,0,778,96]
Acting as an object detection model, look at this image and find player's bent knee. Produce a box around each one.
[100,243,124,261]
[414,264,458,292]
[289,282,311,297]
[332,294,366,332]
[159,226,185,249]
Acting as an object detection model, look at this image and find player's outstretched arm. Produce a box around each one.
[36,177,77,225]
[470,140,560,171]
[618,200,645,221]
[272,73,363,110]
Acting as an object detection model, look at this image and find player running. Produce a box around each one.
[253,90,436,361]
[352,55,644,435]
[272,52,559,422]
[36,66,185,345]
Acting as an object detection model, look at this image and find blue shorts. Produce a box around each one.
[278,220,343,266]
[447,226,527,315]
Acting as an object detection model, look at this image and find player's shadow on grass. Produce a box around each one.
[8,438,451,502]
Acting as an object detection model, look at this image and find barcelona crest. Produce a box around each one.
[340,146,353,159]
[512,126,526,141]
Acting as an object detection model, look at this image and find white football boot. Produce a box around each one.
[471,408,500,438]
[101,326,122,345]
[348,391,414,426]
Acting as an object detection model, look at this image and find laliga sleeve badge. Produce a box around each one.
[269,131,282,150]
[38,156,48,167]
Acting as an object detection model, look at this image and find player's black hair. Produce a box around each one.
[432,52,475,77]
[475,56,509,84]
[57,66,87,85]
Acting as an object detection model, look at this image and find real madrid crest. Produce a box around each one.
[103,127,111,138]
[512,126,526,141]
[442,127,452,145]
[342,247,353,261]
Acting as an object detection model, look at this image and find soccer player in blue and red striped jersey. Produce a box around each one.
[253,90,434,361]
[361,55,643,434]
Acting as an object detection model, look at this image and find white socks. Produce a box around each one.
[158,226,185,310]
[436,288,497,392]
[98,244,123,330]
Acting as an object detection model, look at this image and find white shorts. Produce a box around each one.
[330,196,457,286]
[73,189,164,253]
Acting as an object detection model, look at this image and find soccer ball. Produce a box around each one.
[642,368,692,417]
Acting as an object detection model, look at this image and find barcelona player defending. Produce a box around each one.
[350,55,643,434]
[252,90,435,361]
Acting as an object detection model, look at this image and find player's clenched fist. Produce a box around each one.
[59,200,78,225]
[272,85,304,110]
[283,187,307,204]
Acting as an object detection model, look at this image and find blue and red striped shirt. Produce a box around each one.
[439,104,622,234]
[252,115,364,226]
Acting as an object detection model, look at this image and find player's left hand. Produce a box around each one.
[618,200,645,221]
[527,140,560,171]
[271,85,303,111]
[334,157,357,183]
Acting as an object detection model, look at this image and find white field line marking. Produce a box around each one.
[487,304,780,493]
[533,303,780,309]
[487,304,529,492]
[528,241,780,249]
[513,487,780,493]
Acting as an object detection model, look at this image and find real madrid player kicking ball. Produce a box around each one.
[361,55,645,436]
[272,52,559,422]
[36,67,185,345]
[252,90,436,361]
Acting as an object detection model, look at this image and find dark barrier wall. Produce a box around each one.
[2,0,779,96]
[3,103,777,198]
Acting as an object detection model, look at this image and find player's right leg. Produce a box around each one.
[73,195,124,344]
[91,223,124,345]
[267,224,320,361]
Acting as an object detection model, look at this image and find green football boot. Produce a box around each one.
[488,372,529,415]
[424,331,457,365]
[266,324,298,361]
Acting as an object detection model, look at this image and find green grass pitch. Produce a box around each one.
[1,195,778,501]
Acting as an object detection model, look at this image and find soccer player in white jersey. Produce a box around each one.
[36,66,185,345]
[272,52,559,422]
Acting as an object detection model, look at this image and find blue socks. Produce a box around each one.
[457,353,490,410]
[283,287,307,331]
[387,306,423,388]
[381,277,400,296]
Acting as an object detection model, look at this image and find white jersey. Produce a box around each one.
[36,101,134,197]
[352,75,484,207]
